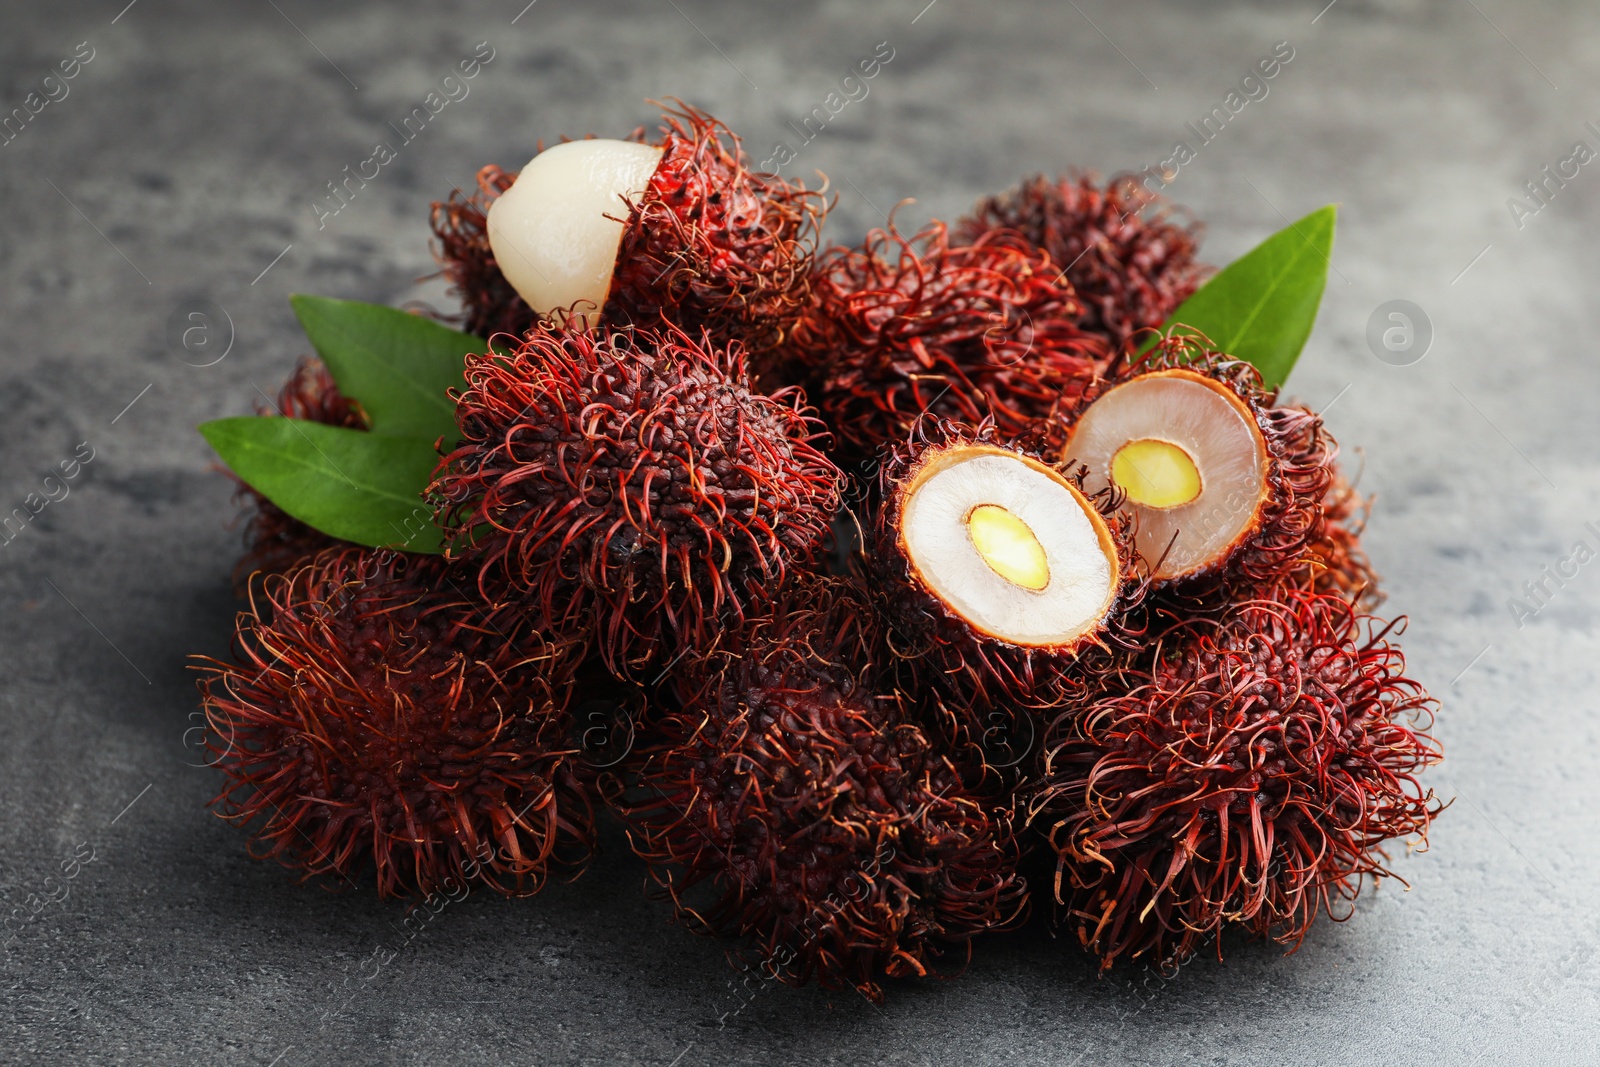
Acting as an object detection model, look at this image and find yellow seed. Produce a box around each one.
[1111,438,1202,509]
[965,504,1051,591]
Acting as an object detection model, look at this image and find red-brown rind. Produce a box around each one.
[430,322,843,675]
[612,576,1027,1003]
[195,547,595,900]
[958,173,1211,352]
[1031,588,1442,972]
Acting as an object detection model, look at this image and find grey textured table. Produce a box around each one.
[2,1,1596,1063]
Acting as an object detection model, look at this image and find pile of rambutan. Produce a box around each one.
[193,101,1441,1002]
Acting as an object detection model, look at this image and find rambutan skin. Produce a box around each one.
[429,164,530,340]
[793,223,1110,463]
[195,547,596,900]
[1030,588,1442,972]
[607,101,826,379]
[958,173,1211,353]
[231,357,367,592]
[428,102,825,374]
[868,419,1149,748]
[431,322,843,675]
[612,577,1027,1003]
[1302,472,1382,610]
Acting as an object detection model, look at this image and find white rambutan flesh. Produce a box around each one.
[1067,368,1268,581]
[898,446,1117,646]
[486,139,664,324]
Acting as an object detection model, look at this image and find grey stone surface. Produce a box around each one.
[1,0,1597,1063]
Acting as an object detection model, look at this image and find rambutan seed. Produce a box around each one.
[1030,588,1443,972]
[195,547,595,900]
[431,321,843,676]
[612,577,1027,1002]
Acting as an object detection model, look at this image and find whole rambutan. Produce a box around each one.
[958,173,1211,352]
[431,321,843,675]
[231,357,367,592]
[429,101,825,376]
[613,576,1027,1003]
[793,223,1110,462]
[1053,333,1333,599]
[195,547,595,900]
[1030,588,1442,972]
[867,418,1148,750]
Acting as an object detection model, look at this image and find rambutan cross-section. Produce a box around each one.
[866,418,1149,777]
[195,547,595,900]
[1055,334,1334,602]
[431,322,843,674]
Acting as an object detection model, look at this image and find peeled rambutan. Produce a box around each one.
[1054,334,1333,599]
[1030,588,1442,972]
[429,101,825,376]
[612,576,1027,1003]
[793,223,1110,461]
[865,418,1148,765]
[194,547,595,900]
[958,173,1211,352]
[231,357,367,592]
[431,321,843,675]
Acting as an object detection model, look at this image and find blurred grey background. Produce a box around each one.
[1,0,1596,1063]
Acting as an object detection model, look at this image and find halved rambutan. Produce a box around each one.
[430,101,824,372]
[231,356,366,592]
[958,173,1210,352]
[794,223,1110,461]
[867,419,1147,753]
[431,321,843,675]
[1057,334,1332,594]
[612,576,1027,1003]
[1030,588,1442,972]
[194,547,594,899]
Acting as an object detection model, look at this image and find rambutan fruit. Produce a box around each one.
[231,357,367,591]
[1057,335,1332,593]
[1030,588,1442,972]
[430,102,824,374]
[613,576,1027,1003]
[429,163,527,340]
[1303,471,1382,610]
[866,419,1147,755]
[958,173,1210,352]
[794,223,1110,461]
[430,321,843,675]
[195,547,595,900]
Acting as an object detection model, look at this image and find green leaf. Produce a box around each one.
[289,295,483,443]
[1155,204,1336,389]
[200,416,443,553]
